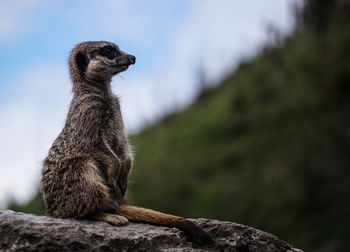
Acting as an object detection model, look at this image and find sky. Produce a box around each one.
[0,0,300,207]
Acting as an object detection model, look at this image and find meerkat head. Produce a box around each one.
[69,41,136,84]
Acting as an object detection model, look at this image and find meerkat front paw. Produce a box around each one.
[90,213,129,226]
[105,214,129,226]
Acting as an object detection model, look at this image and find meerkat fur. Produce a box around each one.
[41,41,213,245]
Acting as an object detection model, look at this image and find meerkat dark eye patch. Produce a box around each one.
[102,45,114,52]
[100,45,120,60]
[75,52,89,72]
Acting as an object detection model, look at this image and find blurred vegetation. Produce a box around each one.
[7,193,44,216]
[7,0,350,251]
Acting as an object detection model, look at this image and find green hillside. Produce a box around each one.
[8,1,350,251]
[129,1,350,251]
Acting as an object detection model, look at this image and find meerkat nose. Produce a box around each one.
[128,55,136,65]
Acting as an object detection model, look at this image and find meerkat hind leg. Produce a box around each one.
[91,212,129,226]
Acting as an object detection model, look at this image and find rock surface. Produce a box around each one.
[0,210,302,251]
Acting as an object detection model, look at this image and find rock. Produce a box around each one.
[0,210,302,251]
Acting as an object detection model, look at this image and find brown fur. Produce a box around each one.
[41,41,213,245]
[116,205,213,245]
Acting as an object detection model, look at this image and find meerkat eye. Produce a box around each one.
[100,46,117,59]
[103,46,113,53]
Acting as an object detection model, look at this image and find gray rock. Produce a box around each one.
[0,210,302,251]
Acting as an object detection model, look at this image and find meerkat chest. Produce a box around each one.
[101,97,126,153]
[103,98,123,132]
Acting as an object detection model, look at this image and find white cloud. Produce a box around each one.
[113,74,177,133]
[0,64,71,207]
[167,0,298,86]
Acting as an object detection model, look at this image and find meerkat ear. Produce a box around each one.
[75,52,89,72]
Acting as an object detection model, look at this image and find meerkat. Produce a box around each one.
[41,41,213,245]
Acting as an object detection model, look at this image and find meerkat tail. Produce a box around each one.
[116,205,213,245]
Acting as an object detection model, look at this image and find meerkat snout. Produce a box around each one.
[115,54,136,69]
[128,55,136,64]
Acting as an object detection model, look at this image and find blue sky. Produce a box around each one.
[0,0,299,207]
[0,0,187,102]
